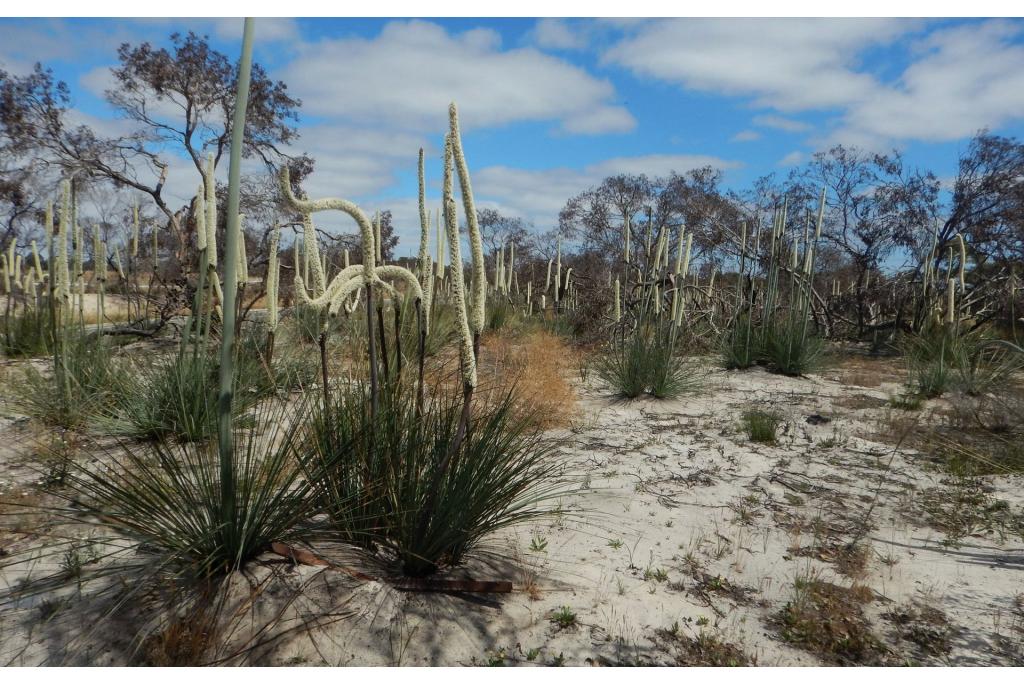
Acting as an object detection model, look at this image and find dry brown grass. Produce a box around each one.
[835,354,905,388]
[475,330,576,430]
[774,574,888,665]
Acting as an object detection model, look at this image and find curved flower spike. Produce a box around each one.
[278,167,425,334]
[279,167,376,278]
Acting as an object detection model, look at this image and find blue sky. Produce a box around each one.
[2,17,1024,254]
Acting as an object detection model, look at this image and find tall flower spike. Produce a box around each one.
[266,224,281,332]
[681,234,693,277]
[415,153,435,330]
[374,211,382,265]
[237,214,248,286]
[506,242,515,293]
[947,278,956,324]
[417,147,430,282]
[73,204,83,285]
[57,181,71,302]
[496,244,504,294]
[5,239,15,282]
[448,102,486,335]
[555,235,561,304]
[442,131,477,388]
[44,202,53,265]
[92,227,101,277]
[31,240,43,281]
[205,153,218,269]
[653,228,667,273]
[955,233,967,291]
[674,228,685,275]
[196,186,207,252]
[98,241,108,282]
[302,212,326,296]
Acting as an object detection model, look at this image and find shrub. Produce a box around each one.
[741,409,783,444]
[762,318,824,376]
[2,305,53,358]
[721,313,759,370]
[105,348,262,442]
[299,381,565,577]
[596,317,700,399]
[486,297,518,333]
[404,298,458,359]
[952,337,1024,397]
[0,400,331,643]
[236,328,318,396]
[11,332,122,428]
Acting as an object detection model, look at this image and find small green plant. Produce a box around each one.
[529,535,548,553]
[61,537,101,581]
[741,409,784,444]
[608,538,624,549]
[818,427,848,448]
[644,567,669,583]
[549,606,578,630]
[889,392,925,410]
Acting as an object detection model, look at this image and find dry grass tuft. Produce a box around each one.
[653,625,754,666]
[476,330,576,430]
[789,541,872,579]
[774,574,888,665]
[882,601,954,658]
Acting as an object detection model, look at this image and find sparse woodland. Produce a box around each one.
[0,18,1022,667]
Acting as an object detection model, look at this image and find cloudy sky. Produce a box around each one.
[2,17,1024,253]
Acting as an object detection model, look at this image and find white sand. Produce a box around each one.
[1,360,1022,665]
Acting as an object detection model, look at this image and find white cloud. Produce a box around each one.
[286,124,428,200]
[530,19,586,51]
[473,153,741,230]
[835,20,1024,143]
[777,151,805,167]
[212,18,299,43]
[752,114,811,134]
[603,18,913,112]
[280,20,634,135]
[731,129,761,143]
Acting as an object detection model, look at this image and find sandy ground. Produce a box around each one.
[1,354,1022,666]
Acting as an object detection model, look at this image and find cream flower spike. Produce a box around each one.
[442,131,477,389]
[278,167,424,329]
[448,102,486,336]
